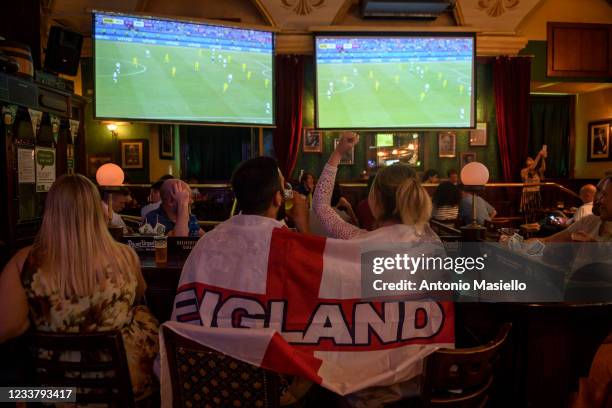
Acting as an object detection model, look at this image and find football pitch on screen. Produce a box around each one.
[317,61,472,128]
[95,40,273,124]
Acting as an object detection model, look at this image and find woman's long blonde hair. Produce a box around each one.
[369,164,432,229]
[31,174,144,298]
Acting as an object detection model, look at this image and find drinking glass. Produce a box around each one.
[154,235,168,265]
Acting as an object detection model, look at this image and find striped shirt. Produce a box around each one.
[432,205,459,222]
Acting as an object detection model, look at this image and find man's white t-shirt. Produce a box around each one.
[567,202,593,225]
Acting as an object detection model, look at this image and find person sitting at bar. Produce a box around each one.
[309,183,358,236]
[458,184,497,226]
[171,156,312,405]
[101,187,131,233]
[141,175,174,219]
[0,174,159,400]
[540,175,612,243]
[314,132,438,243]
[144,179,204,237]
[422,168,440,184]
[431,181,461,224]
[295,171,315,208]
[567,184,597,225]
[447,168,459,184]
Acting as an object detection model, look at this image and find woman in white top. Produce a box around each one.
[313,132,445,406]
[313,132,439,243]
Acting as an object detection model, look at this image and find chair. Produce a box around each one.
[26,330,136,407]
[162,326,281,408]
[418,322,512,407]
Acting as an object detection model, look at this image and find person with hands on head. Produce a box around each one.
[144,179,204,237]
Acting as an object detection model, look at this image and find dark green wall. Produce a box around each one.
[293,61,501,181]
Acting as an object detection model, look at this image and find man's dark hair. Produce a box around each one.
[422,169,439,182]
[159,174,174,181]
[151,179,165,191]
[432,181,461,207]
[447,169,458,177]
[231,156,281,215]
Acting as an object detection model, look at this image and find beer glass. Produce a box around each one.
[154,235,168,265]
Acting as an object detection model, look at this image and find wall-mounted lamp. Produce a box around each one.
[106,123,118,138]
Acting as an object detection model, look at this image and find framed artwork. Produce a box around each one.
[469,122,488,147]
[461,152,477,169]
[438,132,456,158]
[120,140,145,169]
[303,128,323,153]
[333,137,354,165]
[159,125,175,160]
[87,153,112,178]
[587,119,611,162]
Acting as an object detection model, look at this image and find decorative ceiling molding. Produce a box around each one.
[255,0,347,30]
[456,0,543,33]
[477,34,528,56]
[248,0,278,27]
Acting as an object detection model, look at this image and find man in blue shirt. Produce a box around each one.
[145,179,204,237]
[459,186,497,226]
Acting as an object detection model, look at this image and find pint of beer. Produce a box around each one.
[284,187,294,212]
[154,235,168,265]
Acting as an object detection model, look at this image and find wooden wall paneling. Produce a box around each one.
[547,22,612,78]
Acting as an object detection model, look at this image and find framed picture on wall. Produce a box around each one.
[461,152,477,169]
[333,137,354,165]
[159,125,175,160]
[87,153,112,178]
[469,122,488,147]
[303,128,323,153]
[120,140,145,169]
[587,119,611,162]
[438,132,456,158]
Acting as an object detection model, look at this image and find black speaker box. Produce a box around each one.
[44,26,83,76]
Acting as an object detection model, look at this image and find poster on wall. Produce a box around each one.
[35,147,56,192]
[17,148,35,183]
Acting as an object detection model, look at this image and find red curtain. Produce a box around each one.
[273,54,305,178]
[493,56,531,182]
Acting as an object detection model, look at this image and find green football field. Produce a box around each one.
[317,61,472,128]
[95,40,273,124]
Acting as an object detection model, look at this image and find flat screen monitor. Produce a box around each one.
[376,133,394,147]
[315,34,475,129]
[93,12,274,125]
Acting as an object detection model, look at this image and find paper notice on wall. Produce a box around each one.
[17,148,35,183]
[28,108,43,138]
[35,146,56,192]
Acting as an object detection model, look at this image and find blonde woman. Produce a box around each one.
[0,174,159,400]
[313,132,438,243]
[313,133,445,406]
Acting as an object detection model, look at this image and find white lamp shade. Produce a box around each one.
[460,162,489,186]
[96,163,124,186]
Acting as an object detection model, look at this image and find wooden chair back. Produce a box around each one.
[162,326,280,408]
[26,330,135,407]
[421,323,512,407]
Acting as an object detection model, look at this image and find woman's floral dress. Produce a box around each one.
[21,256,160,400]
